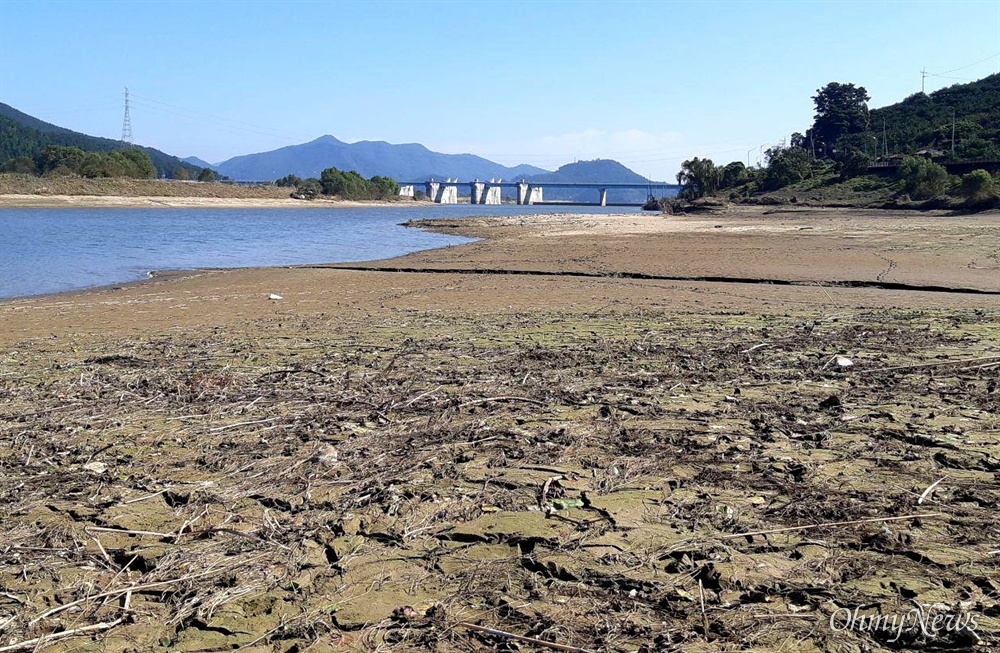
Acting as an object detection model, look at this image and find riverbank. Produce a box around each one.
[0,173,410,208]
[0,193,403,208]
[1,207,998,652]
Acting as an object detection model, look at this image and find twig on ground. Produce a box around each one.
[0,617,125,652]
[458,396,546,409]
[719,513,943,541]
[457,621,595,653]
[918,477,946,504]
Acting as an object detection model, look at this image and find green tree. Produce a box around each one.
[959,169,994,201]
[119,148,156,178]
[811,82,871,156]
[676,157,720,199]
[0,156,37,174]
[275,174,302,187]
[320,167,364,198]
[719,161,749,189]
[37,145,86,174]
[294,178,322,199]
[897,157,949,199]
[839,151,872,180]
[761,146,815,190]
[174,167,190,181]
[197,167,217,182]
[369,175,400,199]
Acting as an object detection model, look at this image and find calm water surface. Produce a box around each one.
[0,204,639,298]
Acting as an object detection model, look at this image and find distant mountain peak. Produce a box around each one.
[213,135,550,181]
[310,135,345,145]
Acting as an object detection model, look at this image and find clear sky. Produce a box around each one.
[1,0,998,180]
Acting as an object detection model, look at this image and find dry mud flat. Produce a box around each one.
[1,208,999,652]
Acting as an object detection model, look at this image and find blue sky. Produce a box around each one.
[1,0,998,179]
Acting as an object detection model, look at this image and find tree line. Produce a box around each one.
[0,145,157,179]
[275,167,399,201]
[674,76,999,208]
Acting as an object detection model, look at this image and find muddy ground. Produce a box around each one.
[1,208,998,652]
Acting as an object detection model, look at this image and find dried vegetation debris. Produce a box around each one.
[0,308,998,652]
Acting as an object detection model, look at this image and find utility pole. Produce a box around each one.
[882,118,888,157]
[921,68,927,94]
[120,87,133,147]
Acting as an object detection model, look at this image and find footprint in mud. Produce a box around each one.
[876,255,897,282]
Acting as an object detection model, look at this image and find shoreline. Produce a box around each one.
[0,193,415,209]
[2,207,999,347]
[3,206,999,307]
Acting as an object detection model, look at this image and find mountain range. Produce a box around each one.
[0,102,669,194]
[199,135,673,202]
[208,135,549,182]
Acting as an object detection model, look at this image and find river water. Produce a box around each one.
[0,204,640,298]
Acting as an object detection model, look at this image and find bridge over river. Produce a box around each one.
[399,179,679,206]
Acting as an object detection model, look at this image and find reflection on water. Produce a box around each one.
[0,204,639,298]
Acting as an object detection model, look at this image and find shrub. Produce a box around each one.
[839,151,872,180]
[292,178,321,200]
[959,169,994,201]
[0,156,36,174]
[761,146,815,190]
[897,157,948,199]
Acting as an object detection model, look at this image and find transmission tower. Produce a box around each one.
[120,87,133,147]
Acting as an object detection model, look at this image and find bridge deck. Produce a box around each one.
[405,181,677,189]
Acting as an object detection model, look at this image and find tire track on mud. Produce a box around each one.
[317,264,1000,295]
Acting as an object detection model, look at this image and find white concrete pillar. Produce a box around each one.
[599,188,607,206]
[528,185,543,205]
[398,184,414,198]
[427,181,440,203]
[440,184,458,204]
[484,185,502,204]
[470,181,485,204]
[516,181,529,205]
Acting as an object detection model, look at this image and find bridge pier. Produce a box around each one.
[516,181,529,205]
[528,185,543,205]
[398,184,414,198]
[484,183,502,204]
[439,183,457,204]
[599,188,607,206]
[470,181,485,204]
[426,180,458,204]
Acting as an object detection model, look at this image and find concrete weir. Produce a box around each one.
[425,180,459,204]
[401,178,678,206]
[470,180,503,205]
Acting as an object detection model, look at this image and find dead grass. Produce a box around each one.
[0,174,292,199]
[1,307,998,651]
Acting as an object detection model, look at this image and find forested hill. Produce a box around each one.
[522,159,654,184]
[870,74,1000,159]
[0,103,203,179]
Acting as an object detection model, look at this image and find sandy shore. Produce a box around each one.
[0,193,408,209]
[2,206,998,347]
[1,206,998,652]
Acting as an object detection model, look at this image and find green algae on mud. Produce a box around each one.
[1,307,998,651]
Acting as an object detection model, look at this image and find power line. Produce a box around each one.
[932,52,1000,76]
[128,92,315,143]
